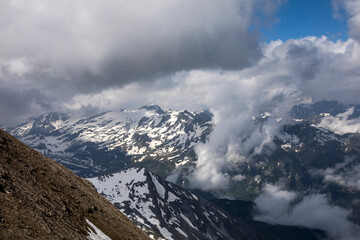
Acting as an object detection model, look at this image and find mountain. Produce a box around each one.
[0,128,150,240]
[6,101,360,225]
[223,101,360,224]
[88,168,257,240]
[88,167,326,240]
[9,105,212,178]
[291,100,360,119]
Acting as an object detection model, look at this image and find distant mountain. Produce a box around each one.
[88,167,326,240]
[291,100,360,119]
[9,105,212,177]
[225,101,360,223]
[0,129,149,239]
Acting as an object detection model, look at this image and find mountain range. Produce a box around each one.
[4,100,360,238]
[8,105,212,178]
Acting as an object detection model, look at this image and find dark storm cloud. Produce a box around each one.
[0,0,268,91]
[286,43,321,80]
[77,30,260,92]
[0,88,51,126]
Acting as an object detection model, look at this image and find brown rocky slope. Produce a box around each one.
[0,128,150,240]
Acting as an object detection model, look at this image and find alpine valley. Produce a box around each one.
[5,100,360,239]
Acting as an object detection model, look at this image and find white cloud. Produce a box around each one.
[255,184,360,240]
[311,157,360,191]
[254,184,297,219]
[333,0,360,42]
[232,174,246,181]
[317,107,360,135]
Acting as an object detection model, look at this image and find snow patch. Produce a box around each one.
[86,219,112,240]
[151,174,166,199]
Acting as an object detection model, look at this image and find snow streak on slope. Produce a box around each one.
[86,219,112,240]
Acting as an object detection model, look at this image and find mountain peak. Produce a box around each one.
[139,104,165,114]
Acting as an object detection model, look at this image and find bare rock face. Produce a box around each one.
[0,128,150,240]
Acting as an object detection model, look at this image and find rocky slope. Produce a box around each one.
[0,128,150,240]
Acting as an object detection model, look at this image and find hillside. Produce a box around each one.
[0,129,150,240]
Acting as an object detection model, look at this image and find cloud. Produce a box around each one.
[263,37,360,103]
[255,184,360,240]
[317,107,360,135]
[0,88,50,126]
[187,37,360,190]
[333,0,360,42]
[66,37,360,110]
[0,0,286,126]
[311,157,360,192]
[0,0,264,89]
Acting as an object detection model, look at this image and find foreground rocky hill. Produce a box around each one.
[0,129,150,240]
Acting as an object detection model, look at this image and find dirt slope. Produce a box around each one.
[0,129,150,240]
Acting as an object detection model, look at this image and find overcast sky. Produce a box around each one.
[0,0,359,126]
[0,0,359,127]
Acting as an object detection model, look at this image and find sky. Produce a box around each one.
[261,0,348,41]
[1,1,360,239]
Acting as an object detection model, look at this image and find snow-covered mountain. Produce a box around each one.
[87,167,326,240]
[226,101,360,226]
[7,101,360,225]
[88,167,259,240]
[9,105,212,177]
